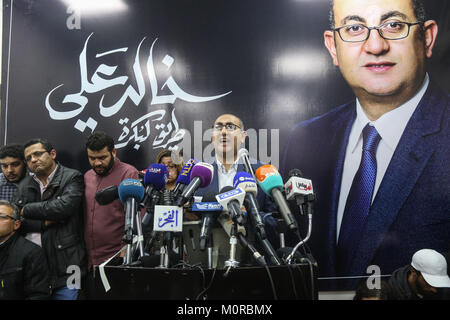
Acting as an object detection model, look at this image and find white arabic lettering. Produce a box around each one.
[116,109,185,150]
[45,33,232,120]
[44,33,231,152]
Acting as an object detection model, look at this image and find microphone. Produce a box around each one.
[172,159,198,199]
[236,232,267,267]
[141,163,168,206]
[118,179,145,211]
[233,171,282,266]
[233,172,266,238]
[237,148,256,180]
[141,164,168,229]
[216,186,246,225]
[95,185,119,205]
[283,169,315,263]
[174,162,214,207]
[118,179,145,246]
[196,191,221,251]
[256,165,298,231]
[285,169,314,209]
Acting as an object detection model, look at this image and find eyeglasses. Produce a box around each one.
[166,164,177,170]
[25,150,48,162]
[333,21,422,42]
[213,123,241,132]
[0,215,17,221]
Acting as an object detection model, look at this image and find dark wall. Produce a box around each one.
[1,0,449,173]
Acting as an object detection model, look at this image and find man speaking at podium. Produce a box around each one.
[282,0,450,290]
[195,113,279,247]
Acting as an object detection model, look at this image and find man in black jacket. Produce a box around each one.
[13,139,86,300]
[388,249,450,300]
[0,200,50,299]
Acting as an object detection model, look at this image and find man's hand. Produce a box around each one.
[44,220,56,227]
[184,211,199,221]
[183,201,199,221]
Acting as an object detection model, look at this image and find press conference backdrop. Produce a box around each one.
[1,0,449,282]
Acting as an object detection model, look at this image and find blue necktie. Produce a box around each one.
[337,124,381,275]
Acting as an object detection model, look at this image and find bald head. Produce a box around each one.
[211,113,247,165]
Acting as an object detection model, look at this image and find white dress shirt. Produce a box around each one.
[216,155,239,192]
[336,74,430,241]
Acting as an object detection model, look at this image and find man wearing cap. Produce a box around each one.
[388,249,450,300]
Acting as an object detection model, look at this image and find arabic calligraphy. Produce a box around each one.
[44,32,232,150]
[158,209,179,228]
[116,108,185,150]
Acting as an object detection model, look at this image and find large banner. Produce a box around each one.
[2,0,449,170]
[2,0,450,291]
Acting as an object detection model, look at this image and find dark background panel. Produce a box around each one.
[1,0,449,174]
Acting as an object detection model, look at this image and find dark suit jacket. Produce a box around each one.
[282,81,450,290]
[194,159,280,246]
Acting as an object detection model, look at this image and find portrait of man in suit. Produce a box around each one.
[282,0,449,290]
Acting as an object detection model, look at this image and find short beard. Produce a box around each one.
[94,155,114,177]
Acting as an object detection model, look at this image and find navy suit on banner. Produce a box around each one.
[195,159,280,247]
[282,81,450,290]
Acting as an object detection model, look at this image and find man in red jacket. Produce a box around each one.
[83,131,138,299]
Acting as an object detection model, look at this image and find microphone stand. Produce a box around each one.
[132,203,145,262]
[158,189,175,268]
[239,151,282,265]
[244,195,281,266]
[143,189,162,255]
[237,232,267,267]
[207,233,214,269]
[246,204,281,265]
[257,233,282,266]
[158,232,172,268]
[277,218,287,248]
[286,194,315,264]
[224,222,240,276]
[177,229,185,263]
[123,201,147,266]
[123,198,136,266]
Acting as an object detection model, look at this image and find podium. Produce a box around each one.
[92,263,318,300]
